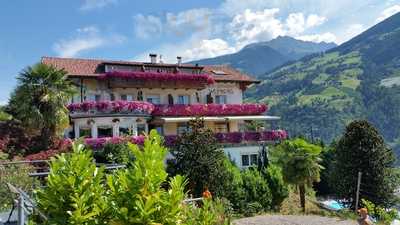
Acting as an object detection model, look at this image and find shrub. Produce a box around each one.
[0,162,39,211]
[92,142,133,164]
[35,142,110,225]
[183,198,231,225]
[106,130,187,224]
[263,165,289,210]
[361,199,399,225]
[217,158,245,210]
[241,168,272,211]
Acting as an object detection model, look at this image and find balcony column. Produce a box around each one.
[74,122,80,139]
[113,120,120,137]
[132,121,138,136]
[91,121,98,138]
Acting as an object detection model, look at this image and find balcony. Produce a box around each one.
[153,104,268,116]
[67,101,268,118]
[67,101,154,118]
[164,130,287,147]
[98,71,214,89]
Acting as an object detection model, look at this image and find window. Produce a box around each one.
[250,154,258,165]
[95,94,101,102]
[241,153,258,167]
[177,123,189,135]
[121,94,133,101]
[119,126,131,136]
[215,95,227,104]
[137,124,146,135]
[146,94,161,104]
[241,155,249,167]
[178,95,190,105]
[79,127,91,138]
[215,122,228,133]
[110,93,115,101]
[168,94,174,105]
[98,125,113,138]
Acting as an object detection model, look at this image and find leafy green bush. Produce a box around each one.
[93,142,133,164]
[183,198,231,225]
[241,168,272,212]
[0,162,39,211]
[107,130,187,224]
[361,199,399,225]
[217,158,245,210]
[263,165,289,210]
[35,142,109,225]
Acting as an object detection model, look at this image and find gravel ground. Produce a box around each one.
[233,215,357,225]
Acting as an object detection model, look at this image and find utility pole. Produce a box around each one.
[355,171,362,212]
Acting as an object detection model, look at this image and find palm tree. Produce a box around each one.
[7,63,76,149]
[272,138,323,212]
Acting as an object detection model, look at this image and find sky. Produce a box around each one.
[1,0,400,105]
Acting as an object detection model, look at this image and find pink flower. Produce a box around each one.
[152,104,267,116]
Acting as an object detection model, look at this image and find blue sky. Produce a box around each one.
[1,0,400,105]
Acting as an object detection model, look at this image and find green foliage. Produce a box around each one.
[217,158,245,210]
[183,198,231,225]
[332,120,399,208]
[272,138,323,212]
[93,142,133,164]
[0,163,39,211]
[0,106,11,121]
[107,130,187,224]
[7,63,76,149]
[263,165,289,209]
[35,142,109,225]
[314,143,336,196]
[241,168,272,212]
[172,118,227,197]
[361,199,399,225]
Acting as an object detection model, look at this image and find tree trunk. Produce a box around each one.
[299,184,306,213]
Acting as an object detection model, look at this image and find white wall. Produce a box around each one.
[224,145,264,168]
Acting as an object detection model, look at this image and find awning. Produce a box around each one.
[158,115,280,123]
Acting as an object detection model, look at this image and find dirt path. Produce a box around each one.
[233,215,357,225]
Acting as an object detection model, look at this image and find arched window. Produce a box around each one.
[168,94,174,105]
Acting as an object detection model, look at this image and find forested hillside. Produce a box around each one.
[246,12,400,162]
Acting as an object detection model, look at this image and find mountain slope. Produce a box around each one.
[191,36,336,76]
[246,12,400,161]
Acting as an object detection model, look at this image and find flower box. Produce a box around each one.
[152,104,267,116]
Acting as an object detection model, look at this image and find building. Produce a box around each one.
[42,54,287,168]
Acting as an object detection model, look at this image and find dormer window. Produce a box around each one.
[211,70,227,75]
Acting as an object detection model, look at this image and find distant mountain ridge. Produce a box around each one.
[246,12,400,163]
[190,36,336,76]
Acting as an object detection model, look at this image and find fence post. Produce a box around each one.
[355,171,362,212]
[18,194,25,225]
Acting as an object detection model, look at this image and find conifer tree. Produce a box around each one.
[332,120,399,208]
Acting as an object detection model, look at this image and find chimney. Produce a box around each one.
[149,53,157,63]
[177,56,182,66]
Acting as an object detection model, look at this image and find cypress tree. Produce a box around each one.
[332,120,399,208]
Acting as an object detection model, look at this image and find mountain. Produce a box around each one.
[246,12,400,163]
[190,36,336,76]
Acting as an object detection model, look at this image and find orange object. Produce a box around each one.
[202,188,212,199]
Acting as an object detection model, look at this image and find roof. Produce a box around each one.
[41,56,259,83]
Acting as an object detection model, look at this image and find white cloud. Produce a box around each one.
[228,9,327,48]
[296,32,337,43]
[229,8,285,48]
[80,0,117,11]
[133,14,163,39]
[376,4,400,23]
[166,8,212,37]
[183,39,236,60]
[53,26,125,57]
[220,0,272,16]
[135,36,236,63]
